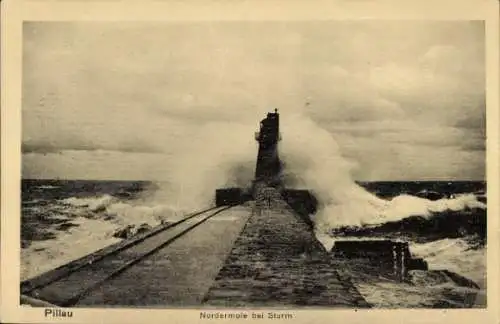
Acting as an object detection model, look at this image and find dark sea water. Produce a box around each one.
[22,180,155,247]
[20,179,487,307]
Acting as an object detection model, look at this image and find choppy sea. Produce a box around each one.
[20,179,486,307]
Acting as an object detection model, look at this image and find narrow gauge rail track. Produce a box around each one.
[21,205,236,306]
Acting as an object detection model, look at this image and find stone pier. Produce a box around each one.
[203,199,370,308]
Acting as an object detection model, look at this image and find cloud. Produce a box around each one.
[21,141,161,154]
[22,151,172,180]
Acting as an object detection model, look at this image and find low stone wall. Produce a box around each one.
[203,200,370,307]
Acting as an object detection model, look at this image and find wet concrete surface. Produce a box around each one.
[76,206,251,306]
[203,200,370,308]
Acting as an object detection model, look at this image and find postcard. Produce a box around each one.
[1,0,499,323]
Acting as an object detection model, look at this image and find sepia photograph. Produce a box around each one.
[1,1,499,323]
[19,19,488,308]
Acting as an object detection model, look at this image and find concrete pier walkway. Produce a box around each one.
[203,200,370,308]
[76,206,252,307]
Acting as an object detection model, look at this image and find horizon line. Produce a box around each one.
[20,178,487,183]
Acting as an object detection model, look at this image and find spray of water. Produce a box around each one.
[278,112,485,249]
[133,120,257,214]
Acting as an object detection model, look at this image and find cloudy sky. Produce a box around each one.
[22,21,485,181]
